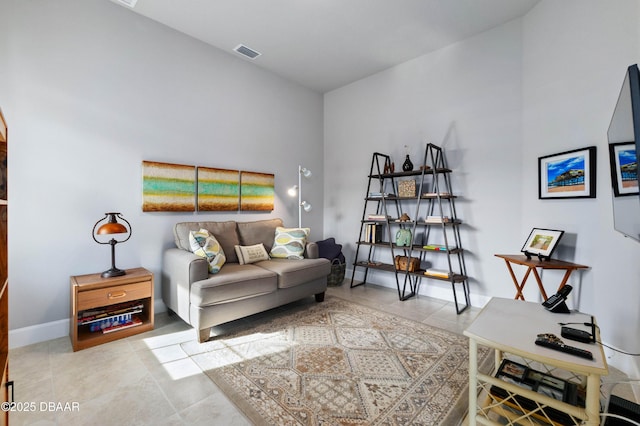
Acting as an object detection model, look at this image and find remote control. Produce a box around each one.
[535,333,593,360]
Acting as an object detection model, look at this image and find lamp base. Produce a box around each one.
[101,268,126,278]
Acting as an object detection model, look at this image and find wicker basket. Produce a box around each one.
[327,258,346,286]
[394,255,420,272]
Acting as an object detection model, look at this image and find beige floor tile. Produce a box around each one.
[178,393,251,426]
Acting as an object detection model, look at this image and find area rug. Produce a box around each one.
[183,296,492,425]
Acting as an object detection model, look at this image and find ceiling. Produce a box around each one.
[113,0,540,93]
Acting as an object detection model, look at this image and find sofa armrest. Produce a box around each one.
[305,242,319,259]
[161,248,209,321]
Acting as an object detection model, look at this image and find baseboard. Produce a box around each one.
[9,299,168,349]
[9,318,69,349]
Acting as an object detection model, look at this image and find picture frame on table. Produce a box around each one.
[538,146,596,199]
[608,141,638,197]
[521,228,564,261]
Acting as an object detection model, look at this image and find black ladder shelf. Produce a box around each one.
[350,143,470,314]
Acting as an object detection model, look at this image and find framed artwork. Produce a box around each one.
[608,142,638,197]
[521,228,564,260]
[142,161,196,212]
[538,146,596,199]
[197,167,240,211]
[240,171,275,211]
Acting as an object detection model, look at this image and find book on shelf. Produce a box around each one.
[368,192,395,198]
[82,309,143,328]
[87,313,137,333]
[490,359,584,425]
[102,317,143,334]
[78,300,145,324]
[367,214,390,221]
[423,244,448,251]
[425,269,450,278]
[364,223,383,243]
[425,216,451,223]
[422,192,451,197]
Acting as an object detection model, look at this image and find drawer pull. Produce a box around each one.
[108,291,127,299]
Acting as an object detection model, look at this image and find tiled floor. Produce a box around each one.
[7,282,636,425]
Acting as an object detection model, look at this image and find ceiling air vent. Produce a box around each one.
[234,44,261,60]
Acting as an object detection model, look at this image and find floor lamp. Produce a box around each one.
[289,165,312,228]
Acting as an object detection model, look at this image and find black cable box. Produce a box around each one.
[604,395,640,425]
[560,326,593,343]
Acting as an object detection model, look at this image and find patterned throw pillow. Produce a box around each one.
[189,229,226,274]
[270,227,310,260]
[234,243,270,265]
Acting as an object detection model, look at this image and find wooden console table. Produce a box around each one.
[495,254,588,301]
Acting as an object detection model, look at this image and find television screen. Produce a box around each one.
[608,64,640,242]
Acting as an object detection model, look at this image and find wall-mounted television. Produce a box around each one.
[608,64,640,242]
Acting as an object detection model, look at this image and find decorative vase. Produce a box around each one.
[395,228,412,246]
[402,155,413,172]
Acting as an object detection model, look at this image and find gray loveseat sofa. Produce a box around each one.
[162,218,330,342]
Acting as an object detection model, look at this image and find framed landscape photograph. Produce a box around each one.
[608,141,638,197]
[538,146,596,199]
[521,228,564,260]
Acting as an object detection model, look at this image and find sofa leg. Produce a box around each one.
[198,327,211,343]
[315,292,325,302]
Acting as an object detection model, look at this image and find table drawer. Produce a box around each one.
[77,281,151,311]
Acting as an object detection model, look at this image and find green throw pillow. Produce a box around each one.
[189,229,226,273]
[270,227,309,260]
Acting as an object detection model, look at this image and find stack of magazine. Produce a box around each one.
[78,300,144,334]
[490,359,585,425]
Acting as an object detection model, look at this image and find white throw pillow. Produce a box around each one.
[234,243,270,265]
[269,227,309,260]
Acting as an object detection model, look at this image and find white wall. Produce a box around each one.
[522,0,640,376]
[0,0,324,343]
[324,0,640,377]
[324,20,525,306]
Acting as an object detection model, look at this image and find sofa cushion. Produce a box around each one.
[188,229,226,273]
[190,263,277,307]
[175,221,240,263]
[237,218,283,252]
[270,227,310,259]
[234,243,270,265]
[255,258,331,289]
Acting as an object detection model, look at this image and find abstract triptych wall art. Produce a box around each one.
[240,171,275,211]
[142,161,274,212]
[197,167,240,211]
[142,161,196,212]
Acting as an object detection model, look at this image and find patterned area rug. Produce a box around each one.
[183,296,492,425]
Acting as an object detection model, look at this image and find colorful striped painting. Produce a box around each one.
[142,161,196,212]
[240,171,275,211]
[197,167,240,211]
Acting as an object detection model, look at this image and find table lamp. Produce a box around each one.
[92,212,131,278]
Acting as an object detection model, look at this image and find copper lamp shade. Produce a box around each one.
[92,212,131,278]
[96,221,128,235]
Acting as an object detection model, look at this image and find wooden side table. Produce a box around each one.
[464,297,608,426]
[495,254,588,301]
[70,267,154,351]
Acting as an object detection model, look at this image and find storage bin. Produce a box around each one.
[394,255,420,272]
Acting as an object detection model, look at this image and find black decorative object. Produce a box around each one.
[402,155,413,171]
